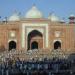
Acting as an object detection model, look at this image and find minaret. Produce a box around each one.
[69,14,75,24]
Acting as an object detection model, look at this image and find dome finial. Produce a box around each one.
[13,9,18,14]
[31,4,37,10]
[33,3,36,7]
[48,11,54,17]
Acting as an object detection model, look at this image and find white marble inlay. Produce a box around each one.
[21,23,49,49]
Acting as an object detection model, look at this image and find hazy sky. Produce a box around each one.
[0,0,75,20]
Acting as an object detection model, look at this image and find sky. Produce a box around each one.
[0,0,75,21]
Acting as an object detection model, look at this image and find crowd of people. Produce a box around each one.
[0,49,75,75]
[0,57,75,75]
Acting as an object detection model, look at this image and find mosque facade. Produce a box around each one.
[0,6,75,55]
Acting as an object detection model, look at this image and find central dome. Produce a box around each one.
[25,5,43,18]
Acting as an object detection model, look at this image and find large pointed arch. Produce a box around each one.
[27,30,43,50]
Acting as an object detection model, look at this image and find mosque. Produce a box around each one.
[0,5,75,60]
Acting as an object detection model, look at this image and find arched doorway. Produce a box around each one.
[9,41,16,51]
[31,41,38,49]
[54,41,61,49]
[27,30,43,50]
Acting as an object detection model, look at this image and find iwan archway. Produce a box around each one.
[27,30,43,50]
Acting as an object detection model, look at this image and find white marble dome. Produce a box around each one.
[69,14,75,17]
[25,5,43,18]
[48,13,59,22]
[8,12,20,21]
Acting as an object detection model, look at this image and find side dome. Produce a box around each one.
[25,5,43,18]
[69,14,75,17]
[8,12,20,21]
[48,13,60,22]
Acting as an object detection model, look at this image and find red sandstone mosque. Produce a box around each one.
[0,5,75,60]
